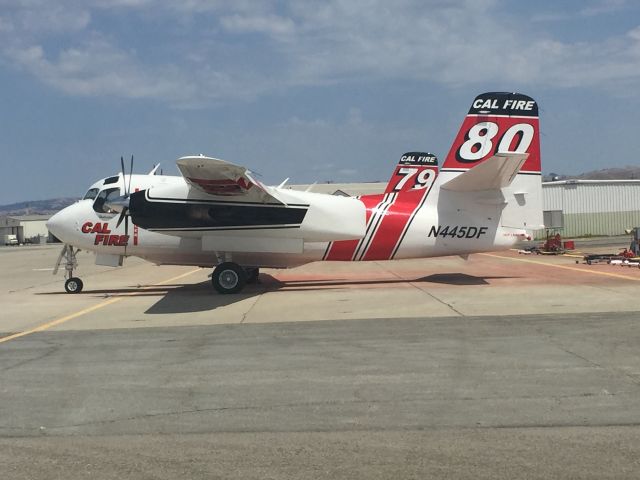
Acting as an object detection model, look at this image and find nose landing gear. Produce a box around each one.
[54,245,84,294]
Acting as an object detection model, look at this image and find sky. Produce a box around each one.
[1,0,640,204]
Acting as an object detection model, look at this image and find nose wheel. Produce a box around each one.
[54,245,84,294]
[64,277,84,294]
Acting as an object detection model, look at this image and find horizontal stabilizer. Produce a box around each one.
[440,152,528,192]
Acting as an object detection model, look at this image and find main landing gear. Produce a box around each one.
[211,262,260,294]
[54,245,84,294]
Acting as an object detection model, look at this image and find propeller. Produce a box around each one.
[115,155,134,243]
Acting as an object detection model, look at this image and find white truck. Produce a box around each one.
[2,234,19,246]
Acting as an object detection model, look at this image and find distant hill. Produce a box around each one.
[545,166,640,182]
[0,198,78,216]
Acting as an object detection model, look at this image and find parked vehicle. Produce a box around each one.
[2,234,19,246]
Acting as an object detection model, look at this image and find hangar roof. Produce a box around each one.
[6,214,51,222]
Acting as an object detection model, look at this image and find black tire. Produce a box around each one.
[212,262,246,294]
[65,277,83,294]
[245,267,260,284]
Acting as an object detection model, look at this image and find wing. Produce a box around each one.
[176,155,282,204]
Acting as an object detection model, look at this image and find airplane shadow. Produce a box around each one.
[275,273,518,290]
[38,273,518,315]
[145,280,264,314]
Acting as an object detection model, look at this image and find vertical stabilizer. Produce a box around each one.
[442,92,540,174]
[384,152,439,194]
[440,92,543,231]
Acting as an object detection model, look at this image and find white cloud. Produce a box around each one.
[1,0,640,106]
[0,3,91,36]
[8,40,169,98]
[220,14,295,36]
[581,0,629,16]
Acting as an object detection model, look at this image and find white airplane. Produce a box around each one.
[47,92,544,294]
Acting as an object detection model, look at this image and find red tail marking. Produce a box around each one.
[443,116,540,172]
[384,152,439,194]
[361,188,429,261]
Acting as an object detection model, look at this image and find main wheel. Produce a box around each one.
[212,262,247,294]
[64,277,83,294]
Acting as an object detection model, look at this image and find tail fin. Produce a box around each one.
[384,152,439,194]
[441,92,543,232]
[442,92,540,174]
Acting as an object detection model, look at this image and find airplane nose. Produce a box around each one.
[46,206,77,243]
[46,210,64,240]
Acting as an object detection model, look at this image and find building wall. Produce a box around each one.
[21,220,49,240]
[560,211,640,237]
[541,181,640,237]
[0,216,52,243]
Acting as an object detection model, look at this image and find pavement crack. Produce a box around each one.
[410,283,465,316]
[541,331,640,388]
[240,293,262,324]
[374,262,464,316]
[0,346,59,373]
[37,389,637,432]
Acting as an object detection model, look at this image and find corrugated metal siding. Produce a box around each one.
[544,182,640,214]
[542,185,564,210]
[542,181,640,237]
[564,212,640,237]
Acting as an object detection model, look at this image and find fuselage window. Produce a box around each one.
[93,188,121,214]
[83,188,99,200]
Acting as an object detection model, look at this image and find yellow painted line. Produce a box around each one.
[480,253,640,282]
[0,268,201,345]
[0,298,123,344]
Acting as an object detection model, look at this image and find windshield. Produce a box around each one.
[83,188,99,200]
[93,187,121,214]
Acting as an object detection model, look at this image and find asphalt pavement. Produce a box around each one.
[2,313,640,479]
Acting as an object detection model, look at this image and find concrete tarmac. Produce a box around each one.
[1,244,640,479]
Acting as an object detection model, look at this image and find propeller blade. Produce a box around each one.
[116,207,127,229]
[128,155,133,196]
[120,155,127,196]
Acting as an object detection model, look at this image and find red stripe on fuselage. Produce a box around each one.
[361,189,428,261]
[324,195,383,260]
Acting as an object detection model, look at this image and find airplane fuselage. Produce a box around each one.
[48,172,528,269]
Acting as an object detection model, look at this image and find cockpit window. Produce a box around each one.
[83,188,99,200]
[104,176,120,185]
[93,188,121,214]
